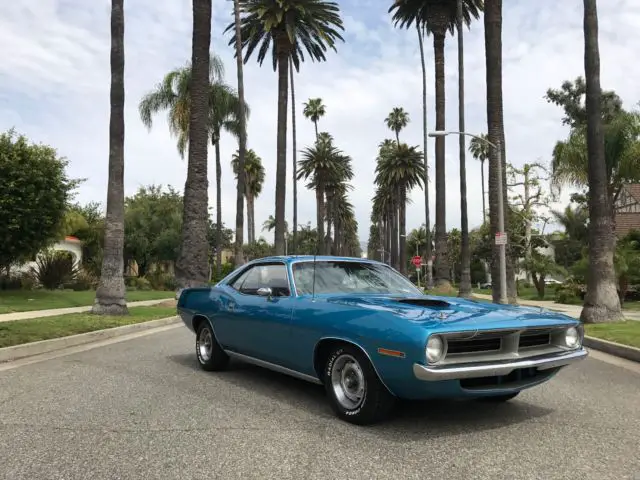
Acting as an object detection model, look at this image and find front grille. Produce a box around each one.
[460,366,558,390]
[519,332,551,348]
[447,337,501,354]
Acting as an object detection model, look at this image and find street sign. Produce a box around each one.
[495,232,508,245]
[412,255,422,267]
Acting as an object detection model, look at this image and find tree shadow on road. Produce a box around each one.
[166,354,555,441]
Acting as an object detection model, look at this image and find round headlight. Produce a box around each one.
[426,335,444,364]
[565,326,580,349]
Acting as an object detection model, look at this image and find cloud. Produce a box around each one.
[1,0,639,248]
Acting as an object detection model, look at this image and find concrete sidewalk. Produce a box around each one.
[0,298,173,323]
[473,293,640,321]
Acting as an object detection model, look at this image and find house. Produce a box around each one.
[16,236,83,273]
[614,184,640,237]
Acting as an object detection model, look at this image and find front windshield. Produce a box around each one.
[292,260,423,296]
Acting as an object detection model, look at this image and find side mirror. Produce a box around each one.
[257,287,273,298]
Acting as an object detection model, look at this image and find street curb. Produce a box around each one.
[584,336,640,363]
[0,315,180,364]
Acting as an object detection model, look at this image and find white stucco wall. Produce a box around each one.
[15,237,83,273]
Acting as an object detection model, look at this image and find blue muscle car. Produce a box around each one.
[177,255,588,425]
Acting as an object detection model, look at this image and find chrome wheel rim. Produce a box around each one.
[330,354,365,410]
[198,327,213,362]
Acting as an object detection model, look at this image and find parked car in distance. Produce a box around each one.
[177,256,588,425]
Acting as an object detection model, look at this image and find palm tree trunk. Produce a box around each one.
[433,32,449,287]
[417,23,432,288]
[290,57,298,254]
[484,0,516,303]
[399,186,407,275]
[580,0,623,323]
[314,121,318,140]
[232,0,246,265]
[316,186,326,254]
[385,213,391,265]
[395,131,400,144]
[480,159,486,222]
[94,0,128,315]
[274,43,290,255]
[378,221,384,262]
[390,202,399,270]
[175,0,211,289]
[248,193,255,244]
[325,192,333,253]
[457,0,471,298]
[215,138,222,276]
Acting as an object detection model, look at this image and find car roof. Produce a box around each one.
[251,255,383,266]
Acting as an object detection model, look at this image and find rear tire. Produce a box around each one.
[324,344,395,425]
[477,392,520,402]
[195,321,229,372]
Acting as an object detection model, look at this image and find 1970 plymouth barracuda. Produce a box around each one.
[177,255,588,425]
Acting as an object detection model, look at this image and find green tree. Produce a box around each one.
[389,0,483,289]
[65,202,105,277]
[93,0,128,315]
[303,97,326,140]
[384,107,409,144]
[226,0,345,255]
[0,130,77,273]
[124,185,183,277]
[231,149,266,244]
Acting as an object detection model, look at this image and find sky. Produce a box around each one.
[1,0,639,249]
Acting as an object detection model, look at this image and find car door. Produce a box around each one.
[221,262,295,366]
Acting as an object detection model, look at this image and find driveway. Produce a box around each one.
[0,326,639,479]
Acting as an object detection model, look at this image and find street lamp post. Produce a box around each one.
[428,130,508,304]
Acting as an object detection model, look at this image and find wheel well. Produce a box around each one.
[313,338,366,381]
[192,315,209,333]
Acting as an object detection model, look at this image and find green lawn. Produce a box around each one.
[0,289,173,314]
[0,305,177,348]
[585,321,640,349]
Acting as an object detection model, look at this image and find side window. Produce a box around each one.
[229,267,253,291]
[234,263,290,297]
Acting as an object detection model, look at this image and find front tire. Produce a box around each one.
[324,344,395,425]
[195,321,229,372]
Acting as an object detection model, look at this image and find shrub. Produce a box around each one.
[554,279,584,305]
[67,269,98,291]
[144,271,176,291]
[31,250,78,289]
[125,276,152,291]
[0,273,22,290]
[211,262,236,283]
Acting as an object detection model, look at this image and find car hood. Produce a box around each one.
[321,293,577,331]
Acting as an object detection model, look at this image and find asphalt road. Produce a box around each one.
[1,326,639,480]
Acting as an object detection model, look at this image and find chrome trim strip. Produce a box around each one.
[224,350,323,385]
[413,348,588,381]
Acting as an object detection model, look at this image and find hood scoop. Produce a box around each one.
[396,298,450,308]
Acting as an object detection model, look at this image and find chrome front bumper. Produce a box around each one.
[413,348,588,381]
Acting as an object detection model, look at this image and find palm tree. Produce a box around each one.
[469,133,489,221]
[225,0,345,256]
[290,58,299,253]
[138,55,248,277]
[580,0,623,323]
[173,0,212,288]
[297,135,352,254]
[375,142,425,275]
[389,0,483,289]
[483,0,516,303]
[416,23,432,288]
[384,107,409,143]
[231,149,265,244]
[232,0,249,266]
[93,0,128,315]
[456,0,471,298]
[303,98,326,140]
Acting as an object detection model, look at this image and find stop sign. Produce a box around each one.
[412,255,422,267]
